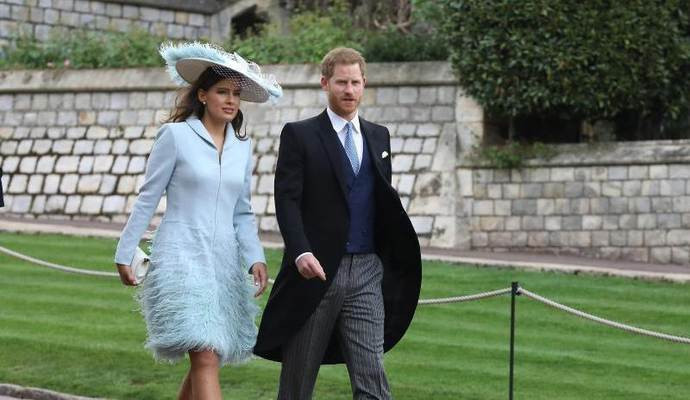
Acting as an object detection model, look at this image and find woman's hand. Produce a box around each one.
[251,262,269,297]
[116,264,138,286]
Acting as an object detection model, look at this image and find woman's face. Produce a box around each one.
[198,78,241,123]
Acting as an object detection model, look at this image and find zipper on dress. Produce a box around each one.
[211,148,222,246]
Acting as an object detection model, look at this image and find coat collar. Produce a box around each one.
[185,116,237,152]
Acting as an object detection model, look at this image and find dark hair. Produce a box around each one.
[167,67,247,140]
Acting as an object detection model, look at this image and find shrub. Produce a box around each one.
[230,10,363,65]
[361,28,448,63]
[231,4,447,64]
[439,0,690,140]
[0,28,164,70]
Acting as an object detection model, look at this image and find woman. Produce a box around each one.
[114,42,282,400]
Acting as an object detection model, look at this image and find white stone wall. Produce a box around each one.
[0,62,467,248]
[458,142,690,264]
[0,89,175,225]
[3,62,687,265]
[0,0,211,45]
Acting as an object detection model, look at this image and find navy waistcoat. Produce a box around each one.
[339,134,376,254]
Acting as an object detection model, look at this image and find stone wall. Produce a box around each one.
[2,61,688,265]
[457,141,690,264]
[0,61,474,248]
[0,0,251,45]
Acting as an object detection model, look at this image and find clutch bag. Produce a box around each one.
[131,246,150,284]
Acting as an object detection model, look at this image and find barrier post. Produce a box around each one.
[509,281,519,400]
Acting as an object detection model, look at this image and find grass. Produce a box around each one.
[1,232,689,399]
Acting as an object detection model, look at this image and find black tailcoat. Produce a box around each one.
[254,111,422,364]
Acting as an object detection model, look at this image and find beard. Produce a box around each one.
[329,94,360,117]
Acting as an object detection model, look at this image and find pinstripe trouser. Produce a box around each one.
[278,253,391,400]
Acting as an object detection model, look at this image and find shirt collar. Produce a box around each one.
[326,107,360,135]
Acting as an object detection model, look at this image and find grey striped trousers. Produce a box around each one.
[278,253,391,400]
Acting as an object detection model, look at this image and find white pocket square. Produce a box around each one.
[382,151,389,159]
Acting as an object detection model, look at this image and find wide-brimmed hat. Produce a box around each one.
[159,42,282,103]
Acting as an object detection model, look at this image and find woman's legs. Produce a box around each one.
[177,370,192,400]
[188,350,222,400]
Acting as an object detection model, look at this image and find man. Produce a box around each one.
[254,47,422,399]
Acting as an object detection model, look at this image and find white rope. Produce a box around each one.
[0,243,509,305]
[1,244,276,283]
[518,287,690,345]
[0,244,506,304]
[418,287,511,305]
[0,244,118,278]
[3,244,690,345]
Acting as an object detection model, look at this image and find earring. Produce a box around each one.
[202,101,207,105]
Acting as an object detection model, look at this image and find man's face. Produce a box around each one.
[320,63,366,120]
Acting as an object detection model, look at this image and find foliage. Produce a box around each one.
[0,28,164,70]
[0,2,447,69]
[361,28,448,63]
[473,141,558,169]
[230,4,447,64]
[439,0,690,134]
[283,0,414,32]
[411,0,445,27]
[230,8,363,65]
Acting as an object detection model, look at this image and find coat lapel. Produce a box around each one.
[185,117,216,147]
[315,110,349,200]
[360,118,386,179]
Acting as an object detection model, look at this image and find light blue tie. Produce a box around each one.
[343,121,360,174]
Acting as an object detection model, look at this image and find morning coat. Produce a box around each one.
[254,110,422,364]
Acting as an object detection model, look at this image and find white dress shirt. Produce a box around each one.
[295,108,362,264]
[327,107,363,164]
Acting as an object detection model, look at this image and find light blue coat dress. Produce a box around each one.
[115,116,265,365]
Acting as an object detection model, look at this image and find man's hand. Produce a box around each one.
[295,254,326,281]
[251,262,269,297]
[116,264,137,286]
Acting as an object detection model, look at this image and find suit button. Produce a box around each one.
[346,241,350,246]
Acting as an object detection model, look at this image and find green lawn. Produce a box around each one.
[1,232,689,399]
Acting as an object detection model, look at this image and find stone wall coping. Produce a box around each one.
[98,0,235,14]
[0,62,456,93]
[461,140,690,168]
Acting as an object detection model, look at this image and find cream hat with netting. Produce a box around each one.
[159,41,282,103]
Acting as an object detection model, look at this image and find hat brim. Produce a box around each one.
[176,58,269,103]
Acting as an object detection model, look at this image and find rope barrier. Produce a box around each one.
[1,244,506,302]
[0,244,271,282]
[0,245,118,278]
[2,245,690,344]
[517,287,690,345]
[418,287,511,305]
